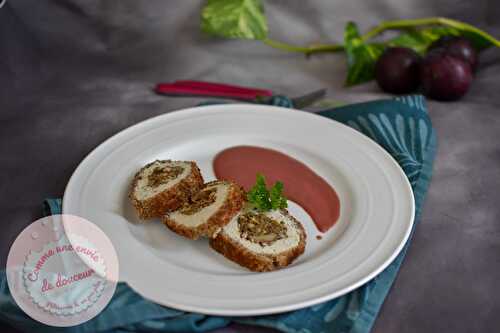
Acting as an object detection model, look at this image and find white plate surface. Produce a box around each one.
[63,104,414,316]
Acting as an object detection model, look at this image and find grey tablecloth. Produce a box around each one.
[1,1,499,333]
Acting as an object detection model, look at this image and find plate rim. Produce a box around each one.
[63,104,415,316]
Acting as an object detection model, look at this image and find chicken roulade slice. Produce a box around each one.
[210,208,306,272]
[163,180,245,239]
[129,160,204,219]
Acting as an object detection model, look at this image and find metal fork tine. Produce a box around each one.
[291,88,327,108]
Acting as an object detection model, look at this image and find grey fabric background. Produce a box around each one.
[1,1,499,332]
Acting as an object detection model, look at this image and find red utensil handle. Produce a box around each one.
[155,84,263,100]
[173,80,273,97]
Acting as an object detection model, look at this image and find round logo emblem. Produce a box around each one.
[6,215,119,326]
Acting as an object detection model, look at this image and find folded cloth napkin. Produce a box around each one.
[0,95,436,333]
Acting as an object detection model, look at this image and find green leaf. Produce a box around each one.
[388,27,460,54]
[201,0,268,40]
[344,22,386,86]
[459,30,496,50]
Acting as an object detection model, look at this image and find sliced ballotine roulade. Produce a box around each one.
[163,180,246,239]
[129,160,204,219]
[210,208,307,272]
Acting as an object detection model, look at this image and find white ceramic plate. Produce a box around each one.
[63,104,414,316]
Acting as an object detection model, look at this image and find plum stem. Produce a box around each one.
[262,17,500,55]
[361,17,500,47]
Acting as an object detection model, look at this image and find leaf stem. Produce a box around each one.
[361,17,500,47]
[263,17,500,55]
[263,38,344,54]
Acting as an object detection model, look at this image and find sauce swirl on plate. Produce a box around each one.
[213,146,340,232]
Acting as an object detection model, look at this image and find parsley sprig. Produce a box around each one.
[247,173,288,211]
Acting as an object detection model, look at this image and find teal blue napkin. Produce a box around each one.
[0,95,436,333]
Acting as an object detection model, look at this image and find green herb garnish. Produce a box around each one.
[200,0,500,86]
[247,173,288,211]
[269,180,287,210]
